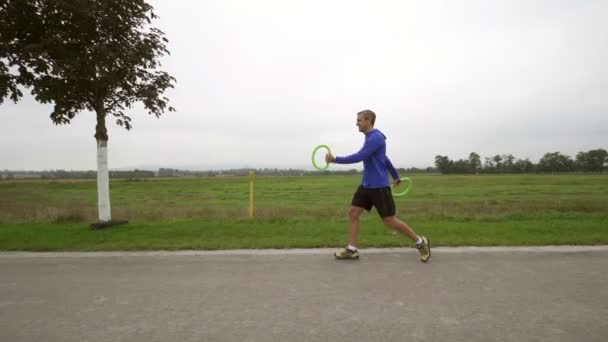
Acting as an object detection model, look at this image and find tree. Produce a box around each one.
[483,157,495,173]
[468,152,481,173]
[576,149,608,173]
[538,152,574,173]
[502,154,515,173]
[492,155,503,173]
[434,155,452,174]
[513,158,535,173]
[0,0,175,225]
[451,159,472,174]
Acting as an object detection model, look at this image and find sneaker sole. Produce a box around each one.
[335,254,360,260]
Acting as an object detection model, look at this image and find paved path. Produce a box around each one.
[1,247,607,342]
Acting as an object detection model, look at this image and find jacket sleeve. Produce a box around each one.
[385,156,400,181]
[335,134,383,164]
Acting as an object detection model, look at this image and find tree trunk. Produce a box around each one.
[95,107,111,223]
[96,138,111,222]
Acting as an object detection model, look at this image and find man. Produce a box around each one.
[325,109,431,262]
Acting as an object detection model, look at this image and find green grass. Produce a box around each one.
[1,174,607,250]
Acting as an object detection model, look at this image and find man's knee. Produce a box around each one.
[349,207,363,221]
[383,215,397,227]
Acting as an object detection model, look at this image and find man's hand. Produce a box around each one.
[325,153,336,163]
[393,178,402,186]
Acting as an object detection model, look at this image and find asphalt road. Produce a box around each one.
[1,247,607,342]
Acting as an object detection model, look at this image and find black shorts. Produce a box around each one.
[351,185,396,218]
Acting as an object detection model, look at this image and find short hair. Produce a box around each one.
[357,109,376,125]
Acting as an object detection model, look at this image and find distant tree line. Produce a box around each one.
[3,149,605,180]
[1,166,438,180]
[0,169,155,180]
[434,149,607,174]
[157,167,436,177]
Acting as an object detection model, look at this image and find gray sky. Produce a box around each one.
[1,0,607,171]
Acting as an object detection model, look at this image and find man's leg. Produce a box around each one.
[348,206,365,247]
[382,215,417,242]
[335,206,365,260]
[383,215,431,262]
[374,187,430,262]
[336,187,370,260]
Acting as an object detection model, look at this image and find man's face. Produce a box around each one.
[356,114,371,132]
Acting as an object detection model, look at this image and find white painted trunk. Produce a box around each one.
[96,140,112,222]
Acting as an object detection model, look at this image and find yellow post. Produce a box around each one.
[249,170,254,218]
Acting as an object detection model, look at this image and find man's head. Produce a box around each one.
[356,109,376,133]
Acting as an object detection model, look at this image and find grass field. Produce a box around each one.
[0,174,607,250]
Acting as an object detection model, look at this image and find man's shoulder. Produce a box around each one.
[367,129,387,142]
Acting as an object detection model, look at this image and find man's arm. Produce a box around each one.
[332,134,383,164]
[385,156,400,182]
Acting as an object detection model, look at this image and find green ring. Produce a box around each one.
[392,176,412,197]
[312,145,332,170]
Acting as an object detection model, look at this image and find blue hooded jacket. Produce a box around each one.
[335,129,400,188]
